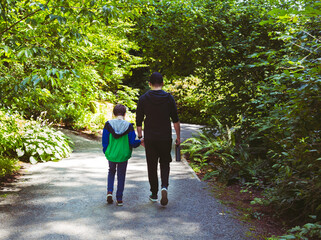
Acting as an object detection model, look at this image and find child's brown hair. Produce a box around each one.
[113,104,126,116]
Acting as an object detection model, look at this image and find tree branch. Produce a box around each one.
[0,0,51,39]
[0,9,41,38]
[290,42,313,53]
[302,30,321,43]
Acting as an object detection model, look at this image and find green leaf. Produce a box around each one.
[3,45,9,53]
[59,71,64,80]
[72,69,80,78]
[17,50,25,58]
[33,77,42,86]
[38,3,49,11]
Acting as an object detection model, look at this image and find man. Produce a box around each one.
[136,72,180,206]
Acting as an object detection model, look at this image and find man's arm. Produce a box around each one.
[137,126,145,147]
[136,97,144,131]
[137,126,143,138]
[173,121,181,145]
[169,94,180,145]
[135,97,144,146]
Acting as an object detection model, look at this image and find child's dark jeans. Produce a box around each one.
[107,160,128,201]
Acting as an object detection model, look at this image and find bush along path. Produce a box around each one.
[181,125,321,240]
[0,124,254,240]
[0,111,72,181]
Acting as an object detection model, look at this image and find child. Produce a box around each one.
[102,104,142,206]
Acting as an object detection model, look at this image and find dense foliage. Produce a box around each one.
[163,76,212,124]
[0,110,20,177]
[0,110,72,177]
[0,0,142,129]
[129,0,321,236]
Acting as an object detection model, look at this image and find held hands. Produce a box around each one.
[139,138,179,147]
[140,138,145,148]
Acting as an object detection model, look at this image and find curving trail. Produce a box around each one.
[0,124,252,240]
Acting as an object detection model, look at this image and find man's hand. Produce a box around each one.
[173,121,181,146]
[140,138,145,148]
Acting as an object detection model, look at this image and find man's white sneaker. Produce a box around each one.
[160,188,168,206]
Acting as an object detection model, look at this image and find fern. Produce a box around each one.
[182,119,237,182]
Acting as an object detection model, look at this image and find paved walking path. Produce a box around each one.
[0,124,252,240]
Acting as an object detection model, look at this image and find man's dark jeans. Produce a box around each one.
[144,139,172,195]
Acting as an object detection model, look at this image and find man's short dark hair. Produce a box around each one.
[149,72,163,86]
[113,104,126,116]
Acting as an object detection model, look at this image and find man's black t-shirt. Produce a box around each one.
[136,90,179,141]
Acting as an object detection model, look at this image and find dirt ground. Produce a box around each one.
[192,169,287,240]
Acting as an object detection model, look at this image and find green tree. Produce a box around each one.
[0,0,142,127]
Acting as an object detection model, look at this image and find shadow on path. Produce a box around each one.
[0,124,252,240]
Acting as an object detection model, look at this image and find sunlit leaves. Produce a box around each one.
[0,0,143,127]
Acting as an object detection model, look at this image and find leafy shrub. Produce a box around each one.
[0,156,20,178]
[261,130,321,221]
[0,110,22,179]
[182,119,239,182]
[1,110,72,165]
[0,110,22,157]
[164,76,212,125]
[182,117,273,184]
[270,221,321,240]
[74,101,114,131]
[243,4,321,223]
[16,118,72,164]
[55,103,87,127]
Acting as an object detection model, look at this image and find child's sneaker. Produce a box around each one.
[116,200,123,206]
[160,188,168,206]
[107,192,113,204]
[149,194,158,202]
